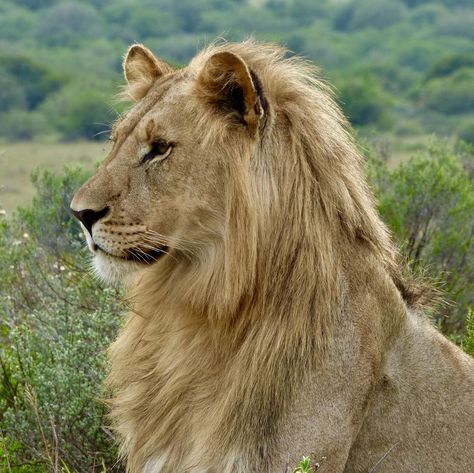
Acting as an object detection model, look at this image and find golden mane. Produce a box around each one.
[105,40,418,470]
[70,39,473,473]
[128,40,418,321]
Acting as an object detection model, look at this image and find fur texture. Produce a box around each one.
[70,40,474,472]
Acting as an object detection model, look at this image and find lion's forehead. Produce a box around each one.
[112,77,192,146]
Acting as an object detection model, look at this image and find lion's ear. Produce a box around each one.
[196,51,265,135]
[123,44,173,101]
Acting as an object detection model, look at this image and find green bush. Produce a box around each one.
[15,0,58,10]
[436,9,474,40]
[459,123,474,145]
[103,0,178,40]
[337,75,393,128]
[409,3,447,26]
[36,2,103,47]
[0,55,64,111]
[368,140,474,333]
[0,110,49,141]
[0,73,27,113]
[463,309,474,356]
[425,53,474,81]
[0,168,124,472]
[39,84,115,140]
[0,0,473,141]
[334,0,406,31]
[421,68,474,115]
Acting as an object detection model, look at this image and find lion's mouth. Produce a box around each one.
[95,244,168,264]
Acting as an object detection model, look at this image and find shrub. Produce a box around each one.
[459,123,474,145]
[368,140,474,333]
[36,2,103,47]
[39,84,115,141]
[425,53,474,81]
[463,309,474,356]
[0,73,27,113]
[336,75,393,129]
[0,55,64,111]
[15,0,58,10]
[334,0,406,31]
[0,110,49,141]
[409,3,447,26]
[421,68,474,115]
[0,168,124,472]
[436,9,474,40]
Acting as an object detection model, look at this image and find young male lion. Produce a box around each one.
[71,40,474,473]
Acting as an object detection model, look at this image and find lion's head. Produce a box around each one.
[71,40,412,316]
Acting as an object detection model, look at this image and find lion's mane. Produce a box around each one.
[107,41,427,472]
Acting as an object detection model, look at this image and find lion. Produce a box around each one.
[70,40,474,473]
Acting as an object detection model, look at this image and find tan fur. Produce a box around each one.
[70,40,474,473]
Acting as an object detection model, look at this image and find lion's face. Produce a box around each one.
[70,45,264,283]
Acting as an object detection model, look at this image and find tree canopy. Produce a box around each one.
[0,0,472,141]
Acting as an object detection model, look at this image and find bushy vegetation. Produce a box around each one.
[0,169,124,472]
[0,0,473,141]
[0,140,472,472]
[368,140,474,332]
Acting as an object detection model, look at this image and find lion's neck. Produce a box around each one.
[107,252,338,472]
[107,225,399,472]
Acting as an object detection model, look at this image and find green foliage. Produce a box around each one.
[293,455,324,472]
[293,456,314,473]
[425,53,474,81]
[421,68,474,115]
[408,3,447,26]
[103,0,178,41]
[0,168,124,472]
[337,75,393,128]
[36,2,103,47]
[1,437,48,472]
[0,0,472,140]
[0,110,49,141]
[0,74,27,113]
[15,0,58,10]
[436,9,474,40]
[368,140,474,332]
[462,309,474,356]
[0,54,64,111]
[39,84,116,141]
[459,123,474,145]
[338,0,407,31]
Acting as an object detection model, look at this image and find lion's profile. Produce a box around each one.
[71,40,473,472]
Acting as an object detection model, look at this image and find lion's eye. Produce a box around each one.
[142,140,173,163]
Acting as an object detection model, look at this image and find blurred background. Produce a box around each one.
[1,0,473,210]
[0,1,473,471]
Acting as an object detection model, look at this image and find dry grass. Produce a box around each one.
[0,141,111,214]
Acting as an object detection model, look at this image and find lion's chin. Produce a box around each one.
[92,251,143,286]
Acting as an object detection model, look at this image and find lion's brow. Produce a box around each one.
[107,78,176,162]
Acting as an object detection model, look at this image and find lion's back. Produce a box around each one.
[345,310,474,472]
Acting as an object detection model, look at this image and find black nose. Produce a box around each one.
[70,207,109,235]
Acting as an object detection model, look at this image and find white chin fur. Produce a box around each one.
[92,251,143,285]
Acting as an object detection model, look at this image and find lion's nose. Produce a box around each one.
[70,207,109,236]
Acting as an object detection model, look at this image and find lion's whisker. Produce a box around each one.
[141,234,200,259]
[144,229,196,246]
[136,242,178,263]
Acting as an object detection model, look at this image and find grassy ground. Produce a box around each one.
[0,141,110,214]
